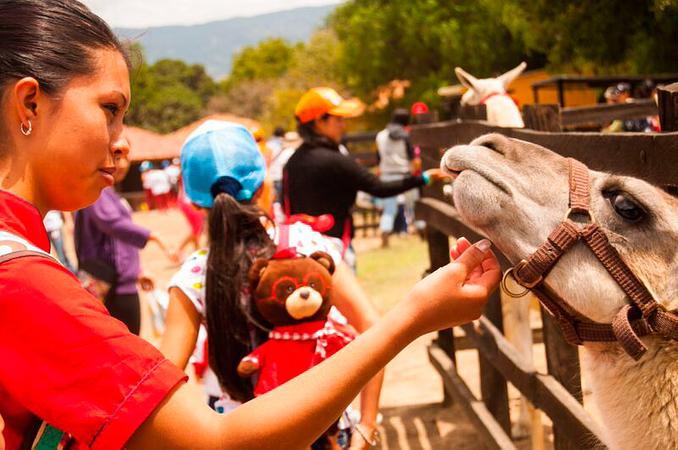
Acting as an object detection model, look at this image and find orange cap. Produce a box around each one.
[295,87,364,124]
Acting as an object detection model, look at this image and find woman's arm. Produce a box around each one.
[159,287,201,369]
[335,152,425,198]
[89,193,175,260]
[128,241,500,449]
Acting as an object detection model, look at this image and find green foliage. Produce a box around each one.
[329,0,537,98]
[125,2,678,134]
[127,47,217,133]
[226,38,298,88]
[214,30,346,133]
[499,0,678,73]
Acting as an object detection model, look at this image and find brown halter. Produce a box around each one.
[502,158,678,360]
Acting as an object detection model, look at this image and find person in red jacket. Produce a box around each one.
[0,1,500,449]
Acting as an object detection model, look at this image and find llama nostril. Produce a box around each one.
[300,290,309,300]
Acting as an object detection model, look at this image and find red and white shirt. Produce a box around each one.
[0,190,187,449]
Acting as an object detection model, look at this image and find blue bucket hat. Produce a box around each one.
[180,120,266,208]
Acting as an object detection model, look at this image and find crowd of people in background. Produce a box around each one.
[601,79,662,133]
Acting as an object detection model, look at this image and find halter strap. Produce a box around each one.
[506,158,677,360]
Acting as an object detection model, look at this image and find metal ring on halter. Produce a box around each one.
[20,120,32,136]
[501,268,530,298]
[564,206,596,224]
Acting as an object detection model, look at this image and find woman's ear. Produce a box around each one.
[12,77,41,125]
[309,251,335,275]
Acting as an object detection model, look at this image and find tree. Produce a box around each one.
[329,0,539,103]
[499,0,678,73]
[226,38,298,88]
[126,46,217,133]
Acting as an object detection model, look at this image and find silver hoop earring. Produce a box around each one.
[20,121,32,136]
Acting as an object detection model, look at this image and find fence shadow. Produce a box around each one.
[378,402,530,450]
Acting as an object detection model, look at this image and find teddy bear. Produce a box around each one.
[237,250,355,396]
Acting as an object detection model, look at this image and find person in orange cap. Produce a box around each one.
[283,88,447,448]
[284,87,445,268]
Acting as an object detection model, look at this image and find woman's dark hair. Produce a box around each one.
[205,192,275,402]
[391,108,410,127]
[296,113,331,143]
[0,0,129,96]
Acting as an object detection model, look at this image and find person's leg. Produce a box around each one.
[378,196,397,247]
[104,291,142,335]
[393,203,408,234]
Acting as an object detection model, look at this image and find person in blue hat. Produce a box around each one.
[162,120,387,447]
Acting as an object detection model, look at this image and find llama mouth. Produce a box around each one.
[442,162,512,196]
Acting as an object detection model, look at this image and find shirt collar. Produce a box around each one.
[269,320,328,339]
[0,189,51,252]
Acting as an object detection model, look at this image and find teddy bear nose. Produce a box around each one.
[300,290,310,300]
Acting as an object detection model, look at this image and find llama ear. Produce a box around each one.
[498,61,527,89]
[248,258,269,287]
[309,251,335,275]
[455,67,479,91]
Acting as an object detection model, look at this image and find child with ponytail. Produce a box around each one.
[161,121,384,447]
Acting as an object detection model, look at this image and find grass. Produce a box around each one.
[356,234,431,313]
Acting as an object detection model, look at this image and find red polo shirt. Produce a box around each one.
[0,190,187,449]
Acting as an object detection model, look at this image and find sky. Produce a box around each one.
[81,0,341,28]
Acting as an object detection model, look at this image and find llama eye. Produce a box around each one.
[608,192,646,222]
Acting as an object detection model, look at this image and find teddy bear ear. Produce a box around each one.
[248,258,270,287]
[309,251,335,275]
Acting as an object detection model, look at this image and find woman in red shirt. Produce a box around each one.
[0,1,500,449]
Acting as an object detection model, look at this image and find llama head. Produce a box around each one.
[455,62,527,106]
[440,133,678,324]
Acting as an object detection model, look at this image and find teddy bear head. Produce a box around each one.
[248,251,335,327]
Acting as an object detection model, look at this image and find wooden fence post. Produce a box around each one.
[479,287,512,436]
[657,82,678,132]
[523,104,562,131]
[541,310,585,450]
[459,104,488,121]
[425,227,455,405]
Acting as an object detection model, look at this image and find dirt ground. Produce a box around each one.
[73,208,587,449]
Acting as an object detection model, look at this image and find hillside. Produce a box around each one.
[116,4,337,79]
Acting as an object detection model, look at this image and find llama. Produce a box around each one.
[455,62,526,128]
[440,133,677,450]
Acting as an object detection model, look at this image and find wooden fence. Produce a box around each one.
[343,131,382,237]
[410,82,678,450]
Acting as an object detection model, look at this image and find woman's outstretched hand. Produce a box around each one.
[402,237,501,336]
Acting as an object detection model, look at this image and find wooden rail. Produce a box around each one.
[410,121,678,187]
[560,99,657,126]
[428,345,516,450]
[459,318,605,448]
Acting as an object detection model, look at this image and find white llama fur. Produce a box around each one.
[441,133,678,450]
[455,62,526,128]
